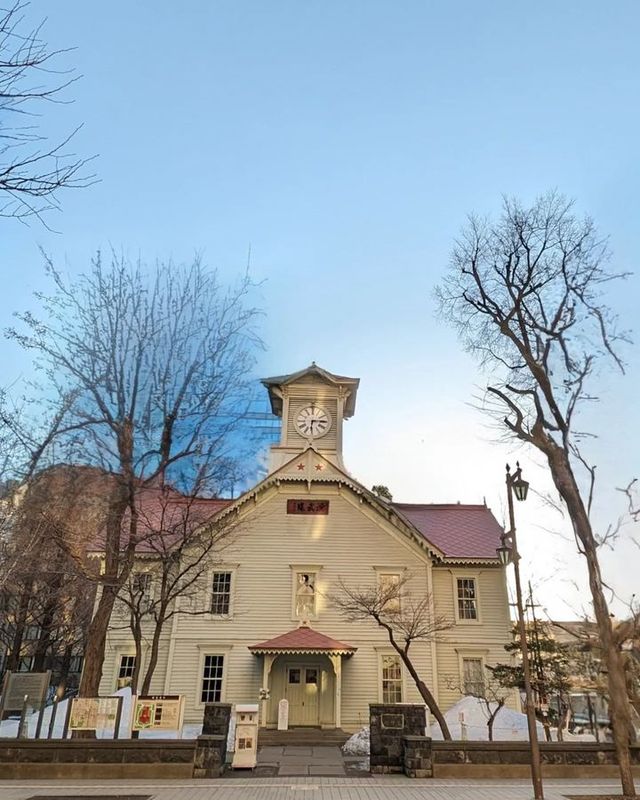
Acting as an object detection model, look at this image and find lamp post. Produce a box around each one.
[497,462,544,800]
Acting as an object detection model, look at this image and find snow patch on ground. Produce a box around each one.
[342,725,370,755]
[429,696,547,741]
[341,696,568,755]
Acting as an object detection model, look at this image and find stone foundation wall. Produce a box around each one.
[0,701,233,780]
[0,739,196,780]
[403,735,433,778]
[432,742,640,779]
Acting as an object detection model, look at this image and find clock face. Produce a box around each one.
[295,405,331,438]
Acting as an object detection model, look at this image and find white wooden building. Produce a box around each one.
[100,363,512,731]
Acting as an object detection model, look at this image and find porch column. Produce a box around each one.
[261,654,275,728]
[329,653,342,729]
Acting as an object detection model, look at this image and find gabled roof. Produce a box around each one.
[89,485,231,555]
[392,503,503,560]
[215,446,446,561]
[249,624,356,655]
[261,363,360,417]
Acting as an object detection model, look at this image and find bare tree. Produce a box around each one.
[445,665,512,741]
[0,2,94,223]
[7,253,262,698]
[331,573,453,739]
[436,192,636,796]
[110,487,237,696]
[0,466,97,687]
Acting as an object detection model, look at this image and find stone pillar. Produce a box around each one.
[196,703,232,778]
[369,703,426,774]
[403,735,433,778]
[194,735,227,778]
[202,702,232,738]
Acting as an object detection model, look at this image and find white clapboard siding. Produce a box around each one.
[100,481,510,728]
[431,565,515,710]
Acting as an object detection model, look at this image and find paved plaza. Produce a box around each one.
[239,744,367,776]
[0,777,628,800]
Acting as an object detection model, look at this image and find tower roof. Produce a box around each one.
[261,363,360,417]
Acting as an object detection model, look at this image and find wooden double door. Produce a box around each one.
[285,664,320,726]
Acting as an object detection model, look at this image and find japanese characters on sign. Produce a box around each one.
[69,697,120,730]
[131,694,185,731]
[286,499,329,515]
[1,671,50,716]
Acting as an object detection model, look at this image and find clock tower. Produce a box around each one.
[261,363,359,473]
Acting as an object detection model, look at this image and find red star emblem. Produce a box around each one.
[296,463,305,471]
[315,464,324,471]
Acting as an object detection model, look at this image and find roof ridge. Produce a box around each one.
[392,502,489,510]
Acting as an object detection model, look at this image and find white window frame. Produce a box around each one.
[195,645,232,707]
[116,653,136,690]
[290,564,322,621]
[455,647,490,698]
[461,656,486,696]
[452,573,481,623]
[376,649,405,704]
[209,570,234,617]
[374,568,403,613]
[206,566,237,619]
[131,570,154,599]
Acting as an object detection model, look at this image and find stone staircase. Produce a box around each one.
[257,728,351,747]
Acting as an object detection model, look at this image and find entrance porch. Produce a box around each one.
[248,623,356,729]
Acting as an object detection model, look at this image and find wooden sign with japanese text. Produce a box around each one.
[286,499,329,515]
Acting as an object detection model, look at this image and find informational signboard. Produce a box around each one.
[131,695,185,732]
[0,671,50,718]
[68,697,121,730]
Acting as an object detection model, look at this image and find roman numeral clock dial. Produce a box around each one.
[295,405,331,438]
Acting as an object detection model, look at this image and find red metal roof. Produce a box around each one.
[249,624,356,654]
[392,503,503,559]
[90,486,232,554]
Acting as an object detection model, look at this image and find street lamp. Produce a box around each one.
[498,462,544,800]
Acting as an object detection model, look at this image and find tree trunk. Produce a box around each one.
[33,600,57,672]
[78,583,119,697]
[393,646,451,739]
[140,616,164,697]
[56,644,73,695]
[79,482,131,698]
[6,584,31,672]
[547,443,636,797]
[488,714,495,741]
[130,617,142,696]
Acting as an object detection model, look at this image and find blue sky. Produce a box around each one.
[2,1,639,617]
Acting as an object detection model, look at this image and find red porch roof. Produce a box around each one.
[248,624,357,656]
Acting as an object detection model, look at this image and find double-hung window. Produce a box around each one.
[132,572,152,596]
[117,654,136,689]
[211,572,232,615]
[201,654,225,702]
[456,577,478,620]
[462,657,485,696]
[378,572,401,613]
[381,654,403,703]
